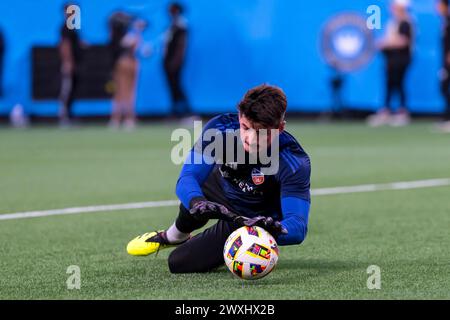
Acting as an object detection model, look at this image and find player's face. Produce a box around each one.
[169,6,180,18]
[239,114,284,154]
[390,4,406,19]
[437,2,448,16]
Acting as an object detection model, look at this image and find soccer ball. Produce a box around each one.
[223,226,279,280]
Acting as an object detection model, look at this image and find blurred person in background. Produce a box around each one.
[108,12,147,130]
[164,2,191,120]
[59,3,82,127]
[437,0,450,132]
[368,0,414,127]
[0,28,4,97]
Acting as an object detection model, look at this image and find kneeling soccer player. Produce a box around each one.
[127,84,311,273]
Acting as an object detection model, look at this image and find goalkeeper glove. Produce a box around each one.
[243,216,288,237]
[189,197,232,220]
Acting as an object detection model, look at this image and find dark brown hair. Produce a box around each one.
[170,2,184,14]
[237,84,287,128]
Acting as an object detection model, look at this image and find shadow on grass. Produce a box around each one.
[183,258,367,276]
[277,258,366,272]
[192,258,370,288]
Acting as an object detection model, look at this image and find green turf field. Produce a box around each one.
[0,122,449,299]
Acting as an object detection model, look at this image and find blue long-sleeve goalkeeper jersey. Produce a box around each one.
[176,113,311,246]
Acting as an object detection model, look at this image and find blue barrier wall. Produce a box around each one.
[0,0,444,116]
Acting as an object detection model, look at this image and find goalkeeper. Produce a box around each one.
[127,84,311,273]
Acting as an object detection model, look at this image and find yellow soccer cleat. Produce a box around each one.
[127,230,174,256]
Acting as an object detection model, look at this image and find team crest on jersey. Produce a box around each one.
[251,168,265,185]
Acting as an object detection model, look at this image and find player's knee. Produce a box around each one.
[168,250,185,274]
[168,249,201,274]
[168,247,218,274]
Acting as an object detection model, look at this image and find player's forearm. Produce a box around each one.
[278,215,308,245]
[277,197,310,245]
[176,174,204,208]
[175,150,215,208]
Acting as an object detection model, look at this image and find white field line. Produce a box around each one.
[0,200,180,221]
[0,178,449,221]
[310,178,450,196]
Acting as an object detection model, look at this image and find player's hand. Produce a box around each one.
[189,198,231,220]
[243,216,288,236]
